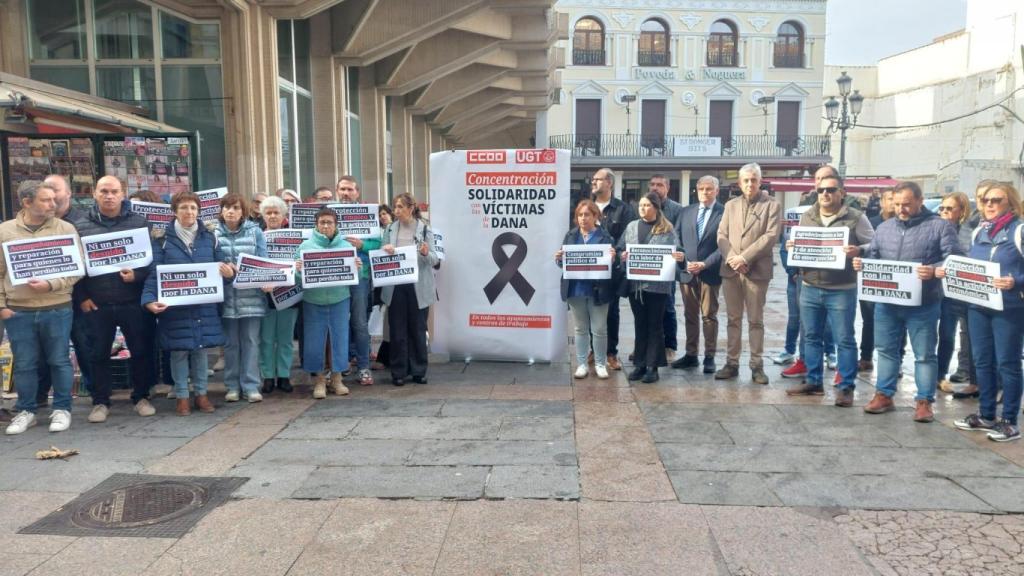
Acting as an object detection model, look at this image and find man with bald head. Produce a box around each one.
[72,175,156,422]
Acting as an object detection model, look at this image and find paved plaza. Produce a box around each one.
[2,271,1024,575]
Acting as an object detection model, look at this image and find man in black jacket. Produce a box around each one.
[591,168,635,370]
[75,175,156,422]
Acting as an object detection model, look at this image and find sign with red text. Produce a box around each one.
[233,254,295,289]
[942,256,1003,311]
[369,245,418,287]
[81,227,153,276]
[626,244,676,282]
[335,204,380,238]
[562,244,612,280]
[858,259,922,306]
[271,285,303,310]
[156,262,223,306]
[130,200,173,231]
[301,247,358,288]
[2,234,84,286]
[196,187,227,223]
[264,228,310,261]
[789,226,849,270]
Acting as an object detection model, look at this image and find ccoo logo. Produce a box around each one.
[467,150,507,164]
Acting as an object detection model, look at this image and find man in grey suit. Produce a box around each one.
[649,174,684,359]
[671,175,724,374]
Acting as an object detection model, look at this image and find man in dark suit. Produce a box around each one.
[671,175,725,374]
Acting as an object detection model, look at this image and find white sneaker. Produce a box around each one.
[49,410,71,433]
[595,365,609,379]
[246,392,263,403]
[212,357,225,371]
[574,364,589,379]
[5,411,37,435]
[771,351,795,365]
[826,353,837,370]
[225,390,240,402]
[135,399,156,417]
[88,404,108,423]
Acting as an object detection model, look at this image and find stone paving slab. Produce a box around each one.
[293,465,490,499]
[2,434,189,464]
[0,490,77,555]
[244,438,419,466]
[0,458,145,493]
[27,537,173,576]
[229,462,317,499]
[349,416,501,440]
[303,398,446,417]
[127,415,221,438]
[272,416,361,439]
[485,465,580,500]
[765,473,996,512]
[440,399,573,418]
[406,439,577,466]
[717,421,901,447]
[668,470,783,506]
[951,476,1024,513]
[645,420,735,445]
[497,416,574,441]
[641,402,788,423]
[578,457,676,502]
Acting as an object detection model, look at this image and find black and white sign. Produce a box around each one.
[789,226,849,270]
[2,234,84,286]
[335,204,380,238]
[562,244,612,280]
[432,229,446,261]
[156,262,224,306]
[271,285,303,310]
[264,228,310,261]
[130,200,174,231]
[369,245,419,287]
[196,187,228,223]
[81,227,153,276]
[942,256,1003,311]
[289,203,334,229]
[626,244,676,282]
[858,259,922,306]
[233,254,295,289]
[301,248,358,288]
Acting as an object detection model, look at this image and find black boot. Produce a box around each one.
[642,367,660,383]
[627,366,647,381]
[276,377,293,393]
[261,378,275,394]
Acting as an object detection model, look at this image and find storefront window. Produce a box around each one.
[163,65,226,188]
[93,0,153,60]
[277,19,314,195]
[161,12,219,59]
[28,0,86,60]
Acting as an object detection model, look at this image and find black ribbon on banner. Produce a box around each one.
[483,232,535,305]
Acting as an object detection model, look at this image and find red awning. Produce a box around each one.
[764,177,901,193]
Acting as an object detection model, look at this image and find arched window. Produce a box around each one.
[774,21,804,68]
[707,20,738,67]
[639,18,669,66]
[573,18,605,66]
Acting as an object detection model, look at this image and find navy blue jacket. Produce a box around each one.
[141,224,226,351]
[73,200,151,305]
[864,207,962,305]
[968,218,1024,310]
[677,202,724,285]
[559,226,616,305]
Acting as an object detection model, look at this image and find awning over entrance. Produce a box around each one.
[764,177,901,194]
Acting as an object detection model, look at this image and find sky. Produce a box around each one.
[825,0,968,65]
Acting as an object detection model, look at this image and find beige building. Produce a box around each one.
[829,0,1024,196]
[543,0,830,205]
[0,0,566,212]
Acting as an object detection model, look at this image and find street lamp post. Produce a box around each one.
[824,71,865,178]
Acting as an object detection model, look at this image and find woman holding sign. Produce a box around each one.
[380,193,438,386]
[142,191,232,416]
[257,195,298,394]
[617,193,684,384]
[555,199,616,379]
[943,182,1024,442]
[215,192,268,403]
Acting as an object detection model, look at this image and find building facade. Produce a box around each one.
[0,0,566,208]
[542,0,830,206]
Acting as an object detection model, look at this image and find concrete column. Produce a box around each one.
[310,12,344,187]
[411,115,429,201]
[679,170,692,205]
[0,0,28,76]
[358,66,387,202]
[389,97,412,198]
[535,110,549,147]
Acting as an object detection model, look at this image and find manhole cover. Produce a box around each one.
[19,473,247,538]
[71,480,208,529]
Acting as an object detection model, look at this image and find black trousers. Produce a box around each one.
[859,300,874,362]
[607,295,621,356]
[389,284,428,379]
[629,291,669,369]
[88,302,153,406]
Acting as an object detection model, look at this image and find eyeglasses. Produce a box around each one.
[590,177,608,183]
[981,196,1007,205]
[937,206,956,212]
[316,221,337,227]
[815,187,841,194]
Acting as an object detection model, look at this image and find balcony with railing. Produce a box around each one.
[572,48,606,66]
[551,133,831,161]
[638,50,670,67]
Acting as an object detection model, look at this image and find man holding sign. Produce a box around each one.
[784,175,873,406]
[854,181,961,422]
[336,176,381,387]
[0,180,84,435]
[74,175,156,423]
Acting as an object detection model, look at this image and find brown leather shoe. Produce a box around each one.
[176,398,192,416]
[913,399,934,423]
[786,383,825,396]
[194,394,215,413]
[834,389,854,407]
[863,392,894,414]
[606,355,622,371]
[714,364,739,380]
[857,359,874,372]
[750,368,769,386]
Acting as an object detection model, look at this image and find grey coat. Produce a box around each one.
[215,219,268,319]
[616,219,682,295]
[380,218,439,309]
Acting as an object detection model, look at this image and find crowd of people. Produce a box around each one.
[2,163,1022,443]
[0,174,437,433]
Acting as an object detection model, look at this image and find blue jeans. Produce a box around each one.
[568,297,609,366]
[349,276,371,370]
[8,307,73,413]
[937,299,968,380]
[302,300,350,373]
[800,285,858,390]
[787,276,835,358]
[968,307,1023,425]
[223,317,262,396]
[874,301,940,402]
[170,349,209,398]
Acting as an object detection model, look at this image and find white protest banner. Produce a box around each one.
[430,149,570,362]
[942,256,1003,311]
[335,204,380,238]
[81,227,153,276]
[626,244,676,282]
[2,234,84,286]
[196,187,228,223]
[782,205,812,242]
[562,244,612,280]
[271,285,303,310]
[289,203,333,229]
[432,229,446,261]
[130,200,174,231]
[233,254,295,289]
[301,247,358,288]
[789,226,849,270]
[156,262,224,306]
[264,228,310,261]
[369,245,419,287]
[858,259,922,306]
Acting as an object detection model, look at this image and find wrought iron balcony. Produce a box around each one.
[551,133,831,159]
[572,49,606,66]
[638,50,670,67]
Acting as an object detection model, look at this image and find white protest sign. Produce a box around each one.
[264,228,310,261]
[2,234,84,286]
[271,285,303,310]
[81,227,153,276]
[233,254,295,289]
[130,200,174,231]
[288,203,333,229]
[301,247,359,288]
[789,226,849,270]
[942,256,1003,311]
[432,229,446,261]
[858,259,922,306]
[562,244,612,280]
[626,243,676,282]
[369,245,419,287]
[335,204,380,239]
[196,187,228,223]
[782,205,812,243]
[156,262,224,306]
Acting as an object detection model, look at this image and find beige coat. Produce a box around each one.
[716,191,782,282]
[0,211,83,309]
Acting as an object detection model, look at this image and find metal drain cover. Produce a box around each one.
[20,473,247,538]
